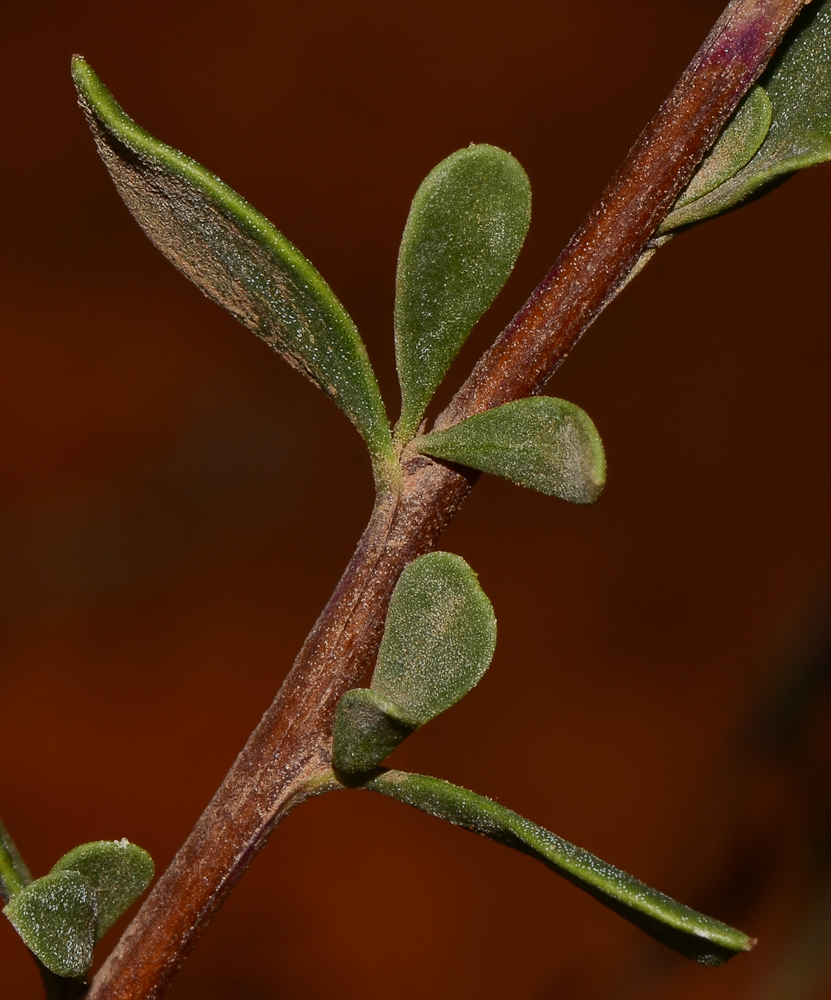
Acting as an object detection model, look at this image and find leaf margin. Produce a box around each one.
[71,55,398,488]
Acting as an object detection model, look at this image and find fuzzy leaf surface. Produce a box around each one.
[4,870,96,977]
[660,1,831,232]
[51,839,154,941]
[71,57,394,472]
[416,397,605,504]
[394,145,531,440]
[371,552,496,726]
[332,688,416,774]
[366,770,755,967]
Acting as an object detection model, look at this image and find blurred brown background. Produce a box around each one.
[3,1,831,998]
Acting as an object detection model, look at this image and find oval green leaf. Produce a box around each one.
[71,57,395,477]
[394,145,531,441]
[366,770,755,967]
[415,397,605,504]
[370,552,497,727]
[50,839,154,942]
[660,1,831,233]
[332,688,416,775]
[4,870,96,977]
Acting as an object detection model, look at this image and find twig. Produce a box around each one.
[84,2,809,997]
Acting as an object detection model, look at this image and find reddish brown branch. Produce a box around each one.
[85,2,809,997]
[437,0,809,429]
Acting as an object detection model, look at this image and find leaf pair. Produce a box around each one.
[393,151,605,503]
[3,840,153,979]
[331,553,752,966]
[332,552,496,774]
[660,0,831,234]
[71,62,534,488]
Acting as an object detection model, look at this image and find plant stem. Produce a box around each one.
[84,2,809,997]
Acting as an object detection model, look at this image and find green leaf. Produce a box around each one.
[331,552,497,773]
[394,145,531,441]
[71,57,395,480]
[671,85,772,210]
[4,871,96,978]
[660,1,831,233]
[0,816,32,902]
[3,839,153,978]
[365,770,755,966]
[332,688,416,775]
[371,551,497,726]
[415,397,605,504]
[50,839,154,942]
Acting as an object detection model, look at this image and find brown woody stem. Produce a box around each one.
[84,1,808,997]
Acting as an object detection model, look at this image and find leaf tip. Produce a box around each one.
[70,54,96,98]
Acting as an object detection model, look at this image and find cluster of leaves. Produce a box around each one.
[70,62,609,505]
[1,829,152,990]
[5,2,831,992]
[637,3,831,270]
[667,5,831,228]
[331,552,752,965]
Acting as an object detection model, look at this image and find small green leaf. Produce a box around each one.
[331,552,496,773]
[3,840,153,979]
[71,57,395,480]
[415,397,605,504]
[371,552,497,727]
[394,145,531,441]
[4,871,96,978]
[50,839,154,942]
[660,1,831,233]
[365,770,755,966]
[332,688,416,775]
